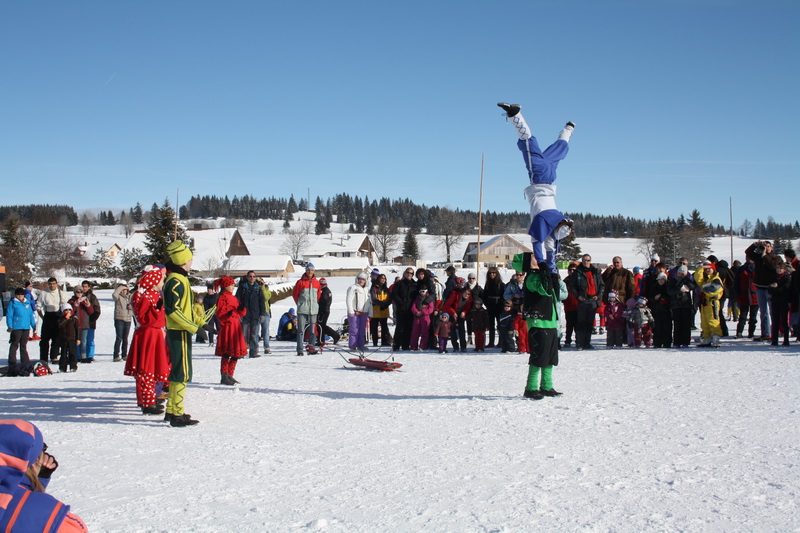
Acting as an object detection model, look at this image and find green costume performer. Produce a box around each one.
[513,253,562,400]
[163,240,205,427]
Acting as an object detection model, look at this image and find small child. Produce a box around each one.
[604,291,625,347]
[57,304,80,373]
[497,300,518,353]
[629,297,655,348]
[435,312,452,353]
[214,276,248,385]
[193,296,209,343]
[623,298,637,346]
[468,298,490,351]
[410,288,435,351]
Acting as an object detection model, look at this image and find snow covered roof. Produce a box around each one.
[223,255,295,273]
[307,256,370,271]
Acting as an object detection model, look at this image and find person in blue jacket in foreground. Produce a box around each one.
[0,419,87,532]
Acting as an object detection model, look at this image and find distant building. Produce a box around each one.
[463,235,532,267]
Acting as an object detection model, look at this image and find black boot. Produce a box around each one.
[523,389,544,400]
[142,405,165,415]
[497,102,521,117]
[170,414,199,427]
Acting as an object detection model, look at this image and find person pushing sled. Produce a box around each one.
[498,103,575,274]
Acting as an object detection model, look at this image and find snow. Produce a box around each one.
[3,233,799,532]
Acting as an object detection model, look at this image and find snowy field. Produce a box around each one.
[2,274,799,532]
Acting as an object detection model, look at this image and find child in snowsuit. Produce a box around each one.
[57,305,80,373]
[604,291,626,347]
[435,313,452,353]
[468,298,490,351]
[410,288,435,351]
[629,298,655,348]
[214,276,248,385]
[125,265,172,415]
[514,253,561,400]
[498,300,518,353]
[194,296,209,343]
[694,260,724,347]
[67,288,94,363]
[498,103,575,273]
[623,298,637,346]
[648,273,672,348]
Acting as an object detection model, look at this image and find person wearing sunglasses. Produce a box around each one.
[566,255,604,350]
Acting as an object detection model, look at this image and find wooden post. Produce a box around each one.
[476,153,485,281]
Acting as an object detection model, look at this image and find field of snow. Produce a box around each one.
[2,271,798,532]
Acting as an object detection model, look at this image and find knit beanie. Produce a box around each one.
[167,240,193,266]
[678,265,688,275]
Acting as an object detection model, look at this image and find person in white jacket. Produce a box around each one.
[346,272,371,351]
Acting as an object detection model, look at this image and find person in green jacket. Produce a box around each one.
[513,253,562,400]
[163,240,207,427]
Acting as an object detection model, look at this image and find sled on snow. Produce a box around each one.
[347,357,403,371]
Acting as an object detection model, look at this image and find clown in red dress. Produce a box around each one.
[214,276,248,385]
[125,265,171,414]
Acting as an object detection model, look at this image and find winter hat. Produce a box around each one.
[357,272,368,281]
[702,260,714,270]
[214,276,235,290]
[61,304,72,314]
[608,290,619,302]
[288,308,296,315]
[633,266,641,274]
[370,268,380,277]
[439,312,449,320]
[650,253,660,262]
[678,265,688,275]
[0,419,46,503]
[167,240,193,266]
[707,255,718,263]
[656,272,667,281]
[305,262,315,271]
[319,277,328,286]
[138,265,164,291]
[637,297,648,305]
[418,288,428,294]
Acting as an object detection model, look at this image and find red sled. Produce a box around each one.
[348,358,402,371]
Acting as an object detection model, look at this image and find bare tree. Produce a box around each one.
[373,218,401,262]
[279,228,310,261]
[262,222,274,236]
[429,208,468,263]
[119,211,135,238]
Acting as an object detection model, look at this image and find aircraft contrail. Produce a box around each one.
[102,73,116,88]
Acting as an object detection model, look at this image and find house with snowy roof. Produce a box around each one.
[303,233,378,264]
[462,234,532,267]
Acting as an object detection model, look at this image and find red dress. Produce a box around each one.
[215,291,248,358]
[124,290,171,382]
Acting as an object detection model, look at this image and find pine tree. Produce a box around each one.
[131,203,144,223]
[402,230,419,262]
[556,231,582,262]
[144,199,189,265]
[0,217,31,288]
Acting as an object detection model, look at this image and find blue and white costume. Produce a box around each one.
[506,110,573,273]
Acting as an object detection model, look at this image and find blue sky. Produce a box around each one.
[1,1,797,228]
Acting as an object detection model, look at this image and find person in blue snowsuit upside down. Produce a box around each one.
[498,103,575,273]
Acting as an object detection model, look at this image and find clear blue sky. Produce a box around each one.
[1,1,797,228]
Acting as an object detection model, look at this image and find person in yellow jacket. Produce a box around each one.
[164,240,208,427]
[694,260,724,347]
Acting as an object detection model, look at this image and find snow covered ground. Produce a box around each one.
[2,273,799,532]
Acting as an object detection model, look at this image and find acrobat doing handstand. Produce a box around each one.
[498,103,574,273]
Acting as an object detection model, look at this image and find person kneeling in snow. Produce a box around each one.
[498,103,575,273]
[514,253,562,400]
